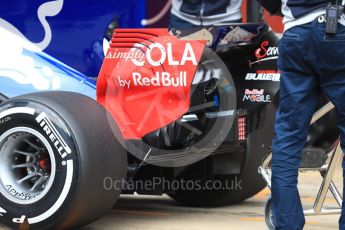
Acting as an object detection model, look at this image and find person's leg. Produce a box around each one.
[320,65,345,230]
[272,24,319,230]
[169,14,242,30]
[168,14,196,30]
[315,23,345,230]
[320,74,345,229]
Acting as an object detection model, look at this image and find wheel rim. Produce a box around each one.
[265,198,275,229]
[268,203,274,226]
[0,127,56,205]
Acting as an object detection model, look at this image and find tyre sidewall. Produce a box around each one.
[0,100,79,229]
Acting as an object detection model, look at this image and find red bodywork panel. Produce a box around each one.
[97,29,205,139]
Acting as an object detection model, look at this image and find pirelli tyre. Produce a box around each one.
[168,101,276,206]
[0,91,127,229]
[168,156,265,207]
[264,196,275,230]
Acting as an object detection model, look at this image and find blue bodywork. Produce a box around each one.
[0,49,97,99]
[0,0,146,99]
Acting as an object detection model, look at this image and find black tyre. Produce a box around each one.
[265,196,275,230]
[168,103,276,206]
[0,91,127,229]
[168,157,265,206]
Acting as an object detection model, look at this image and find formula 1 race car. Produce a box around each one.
[0,23,338,230]
[0,3,339,230]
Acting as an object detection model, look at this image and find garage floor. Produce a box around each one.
[0,162,343,230]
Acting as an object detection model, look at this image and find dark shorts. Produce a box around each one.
[168,14,242,30]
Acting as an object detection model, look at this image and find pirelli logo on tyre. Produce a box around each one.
[36,113,71,158]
